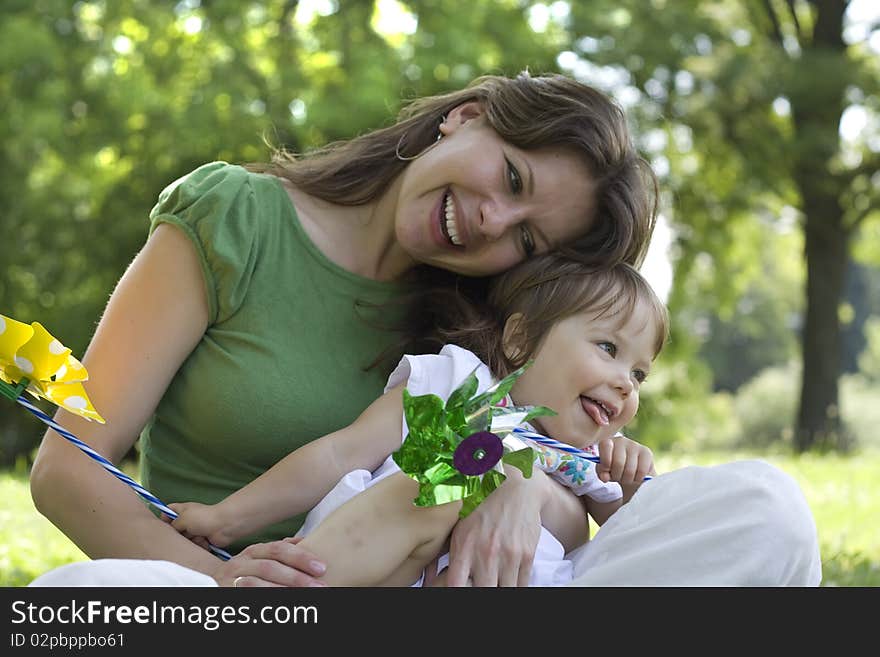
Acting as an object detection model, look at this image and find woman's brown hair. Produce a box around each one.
[250,71,658,269]
[248,71,660,369]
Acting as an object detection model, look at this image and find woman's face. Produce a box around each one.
[508,297,658,450]
[393,102,597,277]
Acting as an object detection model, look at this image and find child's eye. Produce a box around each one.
[632,369,647,384]
[506,157,523,194]
[597,342,617,357]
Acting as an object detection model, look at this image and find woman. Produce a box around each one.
[29,71,819,587]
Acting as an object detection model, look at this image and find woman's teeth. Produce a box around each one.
[445,193,461,246]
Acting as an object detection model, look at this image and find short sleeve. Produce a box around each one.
[385,344,492,444]
[385,344,490,397]
[570,474,622,502]
[148,162,260,325]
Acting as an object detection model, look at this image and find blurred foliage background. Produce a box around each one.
[0,0,878,582]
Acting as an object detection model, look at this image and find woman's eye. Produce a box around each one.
[506,158,523,194]
[633,369,647,384]
[520,225,535,256]
[598,342,617,357]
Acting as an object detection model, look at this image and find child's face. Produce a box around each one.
[509,298,659,450]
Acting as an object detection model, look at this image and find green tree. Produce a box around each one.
[0,0,566,464]
[565,0,880,451]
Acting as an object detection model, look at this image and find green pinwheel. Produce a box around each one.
[392,361,555,517]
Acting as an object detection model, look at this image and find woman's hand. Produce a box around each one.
[212,537,327,587]
[442,469,544,587]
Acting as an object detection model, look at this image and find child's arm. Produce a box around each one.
[586,435,655,526]
[296,470,462,586]
[584,497,621,528]
[169,384,407,547]
[535,471,592,552]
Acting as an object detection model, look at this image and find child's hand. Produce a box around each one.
[595,435,656,486]
[165,502,234,548]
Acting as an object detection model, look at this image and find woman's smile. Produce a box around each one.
[442,190,464,247]
[435,188,465,249]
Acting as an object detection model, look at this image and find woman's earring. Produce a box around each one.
[395,115,446,162]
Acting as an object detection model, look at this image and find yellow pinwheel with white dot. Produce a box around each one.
[0,311,232,558]
[0,313,104,423]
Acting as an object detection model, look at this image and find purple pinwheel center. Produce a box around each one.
[453,431,503,476]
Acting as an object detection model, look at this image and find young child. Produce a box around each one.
[169,255,669,586]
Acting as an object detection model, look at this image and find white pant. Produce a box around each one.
[29,460,822,587]
[567,459,821,586]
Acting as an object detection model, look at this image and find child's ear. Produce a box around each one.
[501,313,526,362]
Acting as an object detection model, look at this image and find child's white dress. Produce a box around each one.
[293,344,622,586]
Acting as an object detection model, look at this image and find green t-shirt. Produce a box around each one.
[142,161,409,553]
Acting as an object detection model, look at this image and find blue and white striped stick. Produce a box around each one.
[511,427,653,481]
[16,394,232,560]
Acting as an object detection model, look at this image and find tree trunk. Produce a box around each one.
[796,194,849,451]
[791,0,850,451]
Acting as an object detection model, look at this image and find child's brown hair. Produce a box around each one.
[438,254,669,378]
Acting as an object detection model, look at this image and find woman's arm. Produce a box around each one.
[170,384,406,546]
[29,225,325,586]
[442,433,657,586]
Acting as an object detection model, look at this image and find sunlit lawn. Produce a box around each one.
[1,470,88,587]
[2,449,878,586]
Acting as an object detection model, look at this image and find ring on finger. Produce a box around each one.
[233,576,245,588]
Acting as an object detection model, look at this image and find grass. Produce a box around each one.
[1,471,88,587]
[2,449,878,587]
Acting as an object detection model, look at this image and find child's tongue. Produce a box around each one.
[581,396,609,426]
